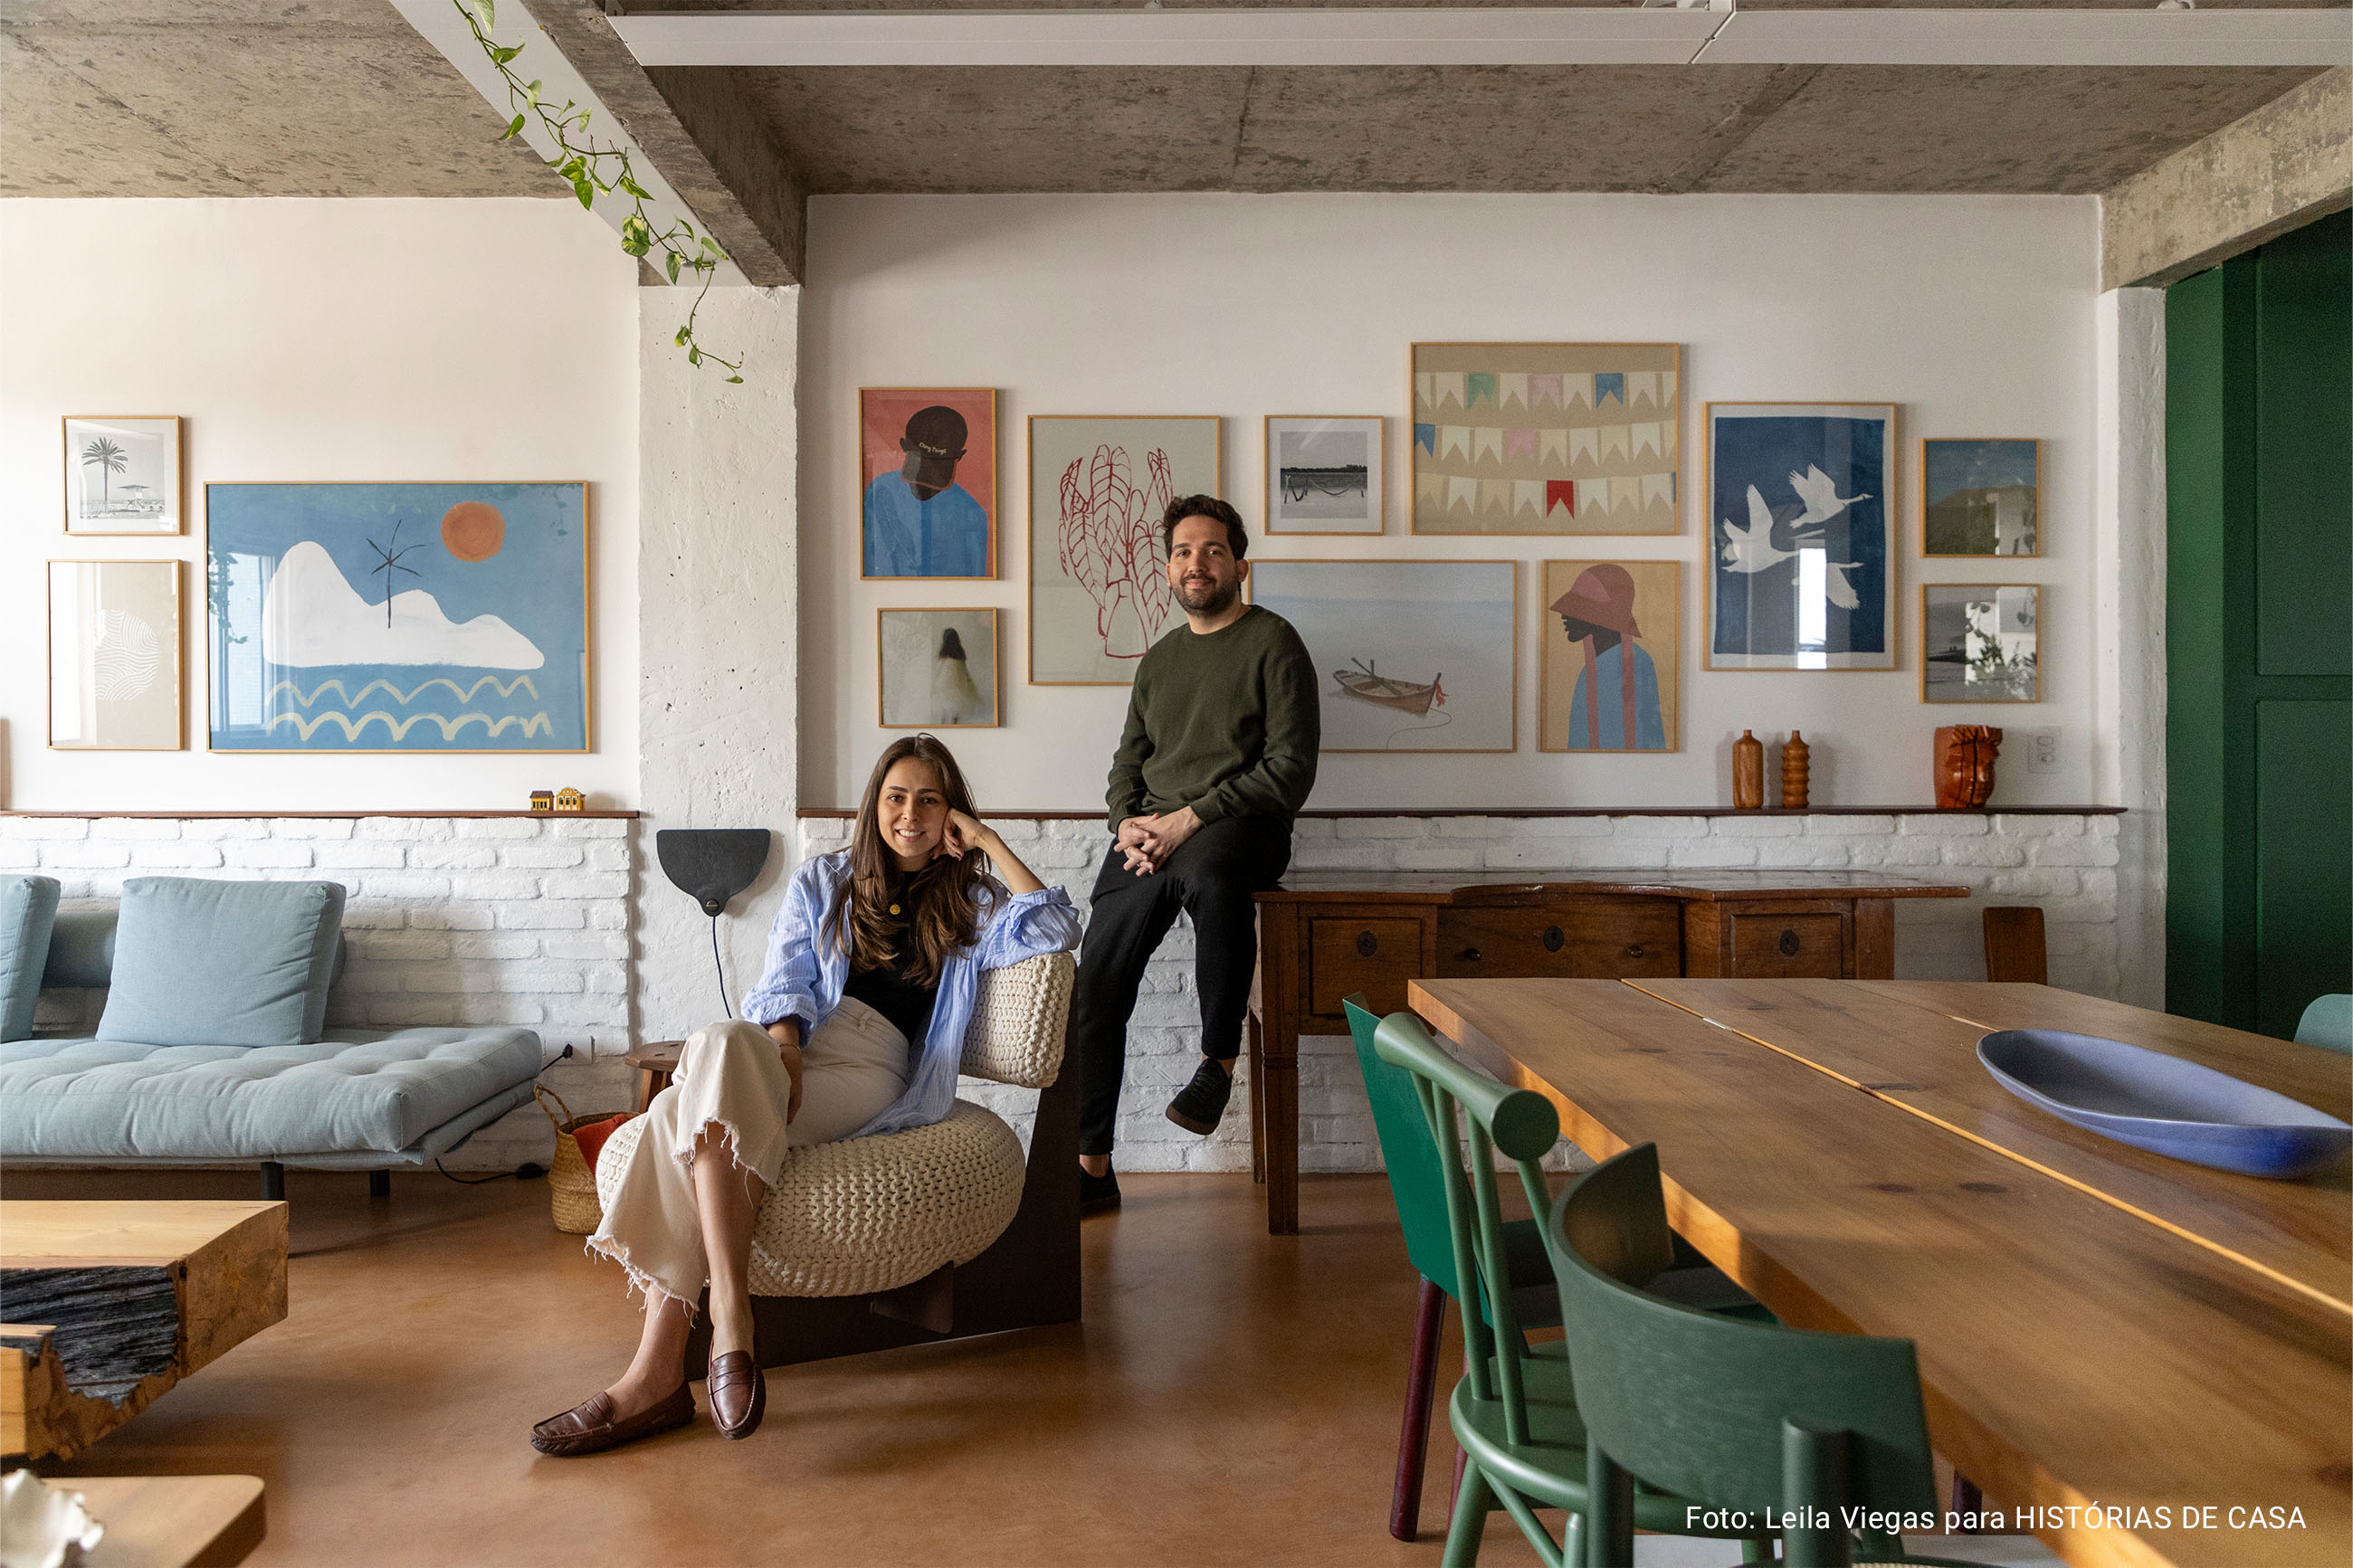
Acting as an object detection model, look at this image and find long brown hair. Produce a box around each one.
[828,735,992,987]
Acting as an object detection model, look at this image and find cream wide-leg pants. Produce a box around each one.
[587,998,912,1308]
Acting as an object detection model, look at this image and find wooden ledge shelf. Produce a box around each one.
[795,805,2126,820]
[3,810,641,820]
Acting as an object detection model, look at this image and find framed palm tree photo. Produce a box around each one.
[63,416,183,536]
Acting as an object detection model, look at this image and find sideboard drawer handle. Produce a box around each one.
[1778,928,1801,957]
[1357,930,1378,958]
[1542,925,1565,953]
[1457,946,1483,963]
[1626,943,1644,958]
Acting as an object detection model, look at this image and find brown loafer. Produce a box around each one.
[707,1351,767,1440]
[530,1383,694,1458]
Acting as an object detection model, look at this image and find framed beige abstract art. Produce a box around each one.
[49,558,184,750]
[1411,344,1681,536]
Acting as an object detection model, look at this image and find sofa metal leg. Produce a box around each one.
[368,1169,390,1200]
[260,1162,285,1202]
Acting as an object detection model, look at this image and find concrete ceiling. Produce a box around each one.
[0,0,2332,204]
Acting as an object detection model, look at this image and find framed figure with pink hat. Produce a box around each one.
[1538,560,1680,752]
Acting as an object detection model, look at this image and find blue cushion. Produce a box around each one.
[43,909,118,988]
[1,876,62,1042]
[96,879,346,1049]
[2296,994,2353,1055]
[0,1027,542,1158]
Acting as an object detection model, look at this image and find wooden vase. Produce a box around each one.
[1781,731,1811,809]
[1733,730,1766,810]
[1934,726,2003,809]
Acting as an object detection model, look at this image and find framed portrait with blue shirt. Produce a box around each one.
[1539,558,1680,752]
[860,387,997,580]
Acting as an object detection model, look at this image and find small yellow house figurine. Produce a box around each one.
[529,791,555,813]
[554,787,586,813]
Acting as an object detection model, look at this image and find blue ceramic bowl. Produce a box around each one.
[1977,1029,2353,1180]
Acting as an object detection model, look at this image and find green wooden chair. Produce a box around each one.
[2295,993,2352,1054]
[1547,1143,1988,1568]
[1369,1009,1774,1568]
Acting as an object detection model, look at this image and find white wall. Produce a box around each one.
[801,193,2103,813]
[0,198,643,811]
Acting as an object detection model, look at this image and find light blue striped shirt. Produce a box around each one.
[737,850,1081,1140]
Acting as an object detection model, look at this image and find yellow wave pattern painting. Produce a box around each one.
[263,710,556,743]
[267,675,542,708]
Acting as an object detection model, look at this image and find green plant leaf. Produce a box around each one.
[491,43,521,64]
[525,79,541,107]
[674,326,690,347]
[501,113,526,139]
[727,375,744,385]
[619,176,651,201]
[574,177,595,209]
[688,346,701,366]
[664,251,681,284]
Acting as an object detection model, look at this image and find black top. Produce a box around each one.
[842,870,939,1047]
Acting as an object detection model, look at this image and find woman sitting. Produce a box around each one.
[532,735,1080,1456]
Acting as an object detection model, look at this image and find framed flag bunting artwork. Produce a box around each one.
[1410,343,1681,536]
[1704,403,1898,671]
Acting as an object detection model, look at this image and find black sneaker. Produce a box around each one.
[1080,1164,1121,1215]
[1165,1058,1234,1135]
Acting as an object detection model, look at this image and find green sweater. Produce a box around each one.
[1105,606,1321,831]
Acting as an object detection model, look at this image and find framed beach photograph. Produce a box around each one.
[1538,560,1680,753]
[1248,558,1518,753]
[205,481,590,753]
[1923,438,2041,556]
[878,607,1001,728]
[1263,416,1383,535]
[861,387,997,579]
[1028,414,1222,686]
[1705,402,1898,671]
[1923,584,2041,703]
[49,559,183,750]
[63,415,182,535]
[1411,343,1680,537]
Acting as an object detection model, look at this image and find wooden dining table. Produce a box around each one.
[1406,976,2352,1568]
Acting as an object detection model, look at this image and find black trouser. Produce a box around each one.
[1073,813,1293,1157]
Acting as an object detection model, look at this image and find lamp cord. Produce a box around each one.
[710,912,732,1019]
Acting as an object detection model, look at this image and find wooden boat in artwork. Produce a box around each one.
[1332,659,1446,716]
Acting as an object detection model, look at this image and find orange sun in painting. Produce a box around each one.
[441,501,506,562]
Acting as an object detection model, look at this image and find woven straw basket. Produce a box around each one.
[538,1084,624,1235]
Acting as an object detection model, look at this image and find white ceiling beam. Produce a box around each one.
[607,6,2353,70]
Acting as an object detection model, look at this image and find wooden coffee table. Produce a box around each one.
[1,1202,288,1463]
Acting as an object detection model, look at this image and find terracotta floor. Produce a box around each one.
[18,1167,2050,1568]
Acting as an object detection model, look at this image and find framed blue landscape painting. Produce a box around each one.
[1704,404,1896,670]
[205,482,588,752]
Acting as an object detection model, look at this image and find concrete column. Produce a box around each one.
[2094,287,2167,1010]
[634,285,801,1040]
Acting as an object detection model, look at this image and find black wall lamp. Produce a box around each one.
[656,828,773,1017]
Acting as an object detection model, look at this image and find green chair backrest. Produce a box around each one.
[2295,993,2352,1055]
[1371,1009,1560,1448]
[1342,994,1464,1297]
[1548,1144,1937,1562]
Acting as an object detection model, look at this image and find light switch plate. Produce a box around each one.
[2023,727,2060,775]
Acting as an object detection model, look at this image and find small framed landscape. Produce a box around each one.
[1705,402,1897,671]
[205,481,590,753]
[1249,558,1518,753]
[861,387,997,580]
[49,559,183,751]
[1029,414,1222,686]
[1410,343,1680,537]
[878,607,1000,728]
[63,415,182,536]
[1264,416,1383,535]
[1923,438,2040,556]
[1923,584,2040,703]
[1538,560,1680,753]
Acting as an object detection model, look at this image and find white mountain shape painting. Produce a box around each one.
[262,540,545,670]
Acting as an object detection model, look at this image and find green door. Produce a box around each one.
[2166,209,2352,1039]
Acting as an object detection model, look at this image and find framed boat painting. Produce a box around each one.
[1028,414,1221,686]
[64,415,182,536]
[1263,415,1383,535]
[1705,403,1897,671]
[1538,559,1680,753]
[1248,558,1518,752]
[205,481,590,752]
[48,559,184,750]
[1411,343,1680,536]
[860,387,997,579]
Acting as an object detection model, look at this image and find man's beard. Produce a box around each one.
[1174,574,1239,615]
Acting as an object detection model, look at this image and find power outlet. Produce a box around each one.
[2022,727,2060,775]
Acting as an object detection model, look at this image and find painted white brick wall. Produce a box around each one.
[13,814,637,1172]
[796,812,2124,1175]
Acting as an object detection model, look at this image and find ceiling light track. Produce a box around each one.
[603,5,2352,69]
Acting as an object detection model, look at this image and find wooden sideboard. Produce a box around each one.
[1243,870,1969,1233]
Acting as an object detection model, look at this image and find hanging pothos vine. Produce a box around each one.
[456,0,743,380]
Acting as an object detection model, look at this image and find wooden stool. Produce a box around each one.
[625,1041,684,1113]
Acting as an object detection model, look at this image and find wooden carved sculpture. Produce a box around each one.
[1781,731,1811,809]
[1732,730,1766,810]
[1933,725,2003,809]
